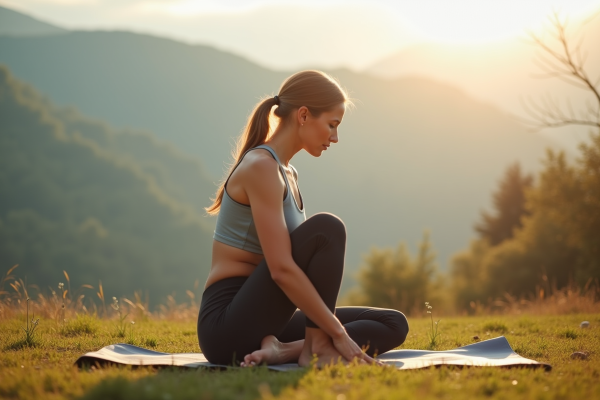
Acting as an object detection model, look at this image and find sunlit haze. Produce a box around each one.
[2,0,599,70]
[2,0,600,321]
[389,0,599,44]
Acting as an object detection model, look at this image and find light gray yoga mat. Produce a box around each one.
[75,336,551,371]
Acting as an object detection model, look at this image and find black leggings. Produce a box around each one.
[197,213,409,365]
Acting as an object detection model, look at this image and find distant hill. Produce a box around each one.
[0,66,214,305]
[0,30,283,177]
[0,9,560,291]
[0,5,66,37]
[367,10,600,150]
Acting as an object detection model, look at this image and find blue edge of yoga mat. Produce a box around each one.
[75,336,551,371]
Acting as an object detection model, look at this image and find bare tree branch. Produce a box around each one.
[522,12,600,131]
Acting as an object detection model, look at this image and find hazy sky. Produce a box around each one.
[3,0,599,70]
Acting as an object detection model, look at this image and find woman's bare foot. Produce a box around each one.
[298,328,349,368]
[240,335,303,367]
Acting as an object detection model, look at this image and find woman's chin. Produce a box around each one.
[305,148,324,157]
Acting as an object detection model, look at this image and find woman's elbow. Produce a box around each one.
[269,263,294,285]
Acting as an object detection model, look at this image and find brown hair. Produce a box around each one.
[205,70,349,215]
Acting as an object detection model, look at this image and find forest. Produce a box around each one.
[1,6,598,312]
[0,65,214,305]
[3,59,598,313]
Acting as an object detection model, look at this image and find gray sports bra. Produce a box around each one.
[213,144,306,254]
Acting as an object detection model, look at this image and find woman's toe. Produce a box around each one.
[241,354,253,367]
[243,352,262,367]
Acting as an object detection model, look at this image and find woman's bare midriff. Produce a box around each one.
[204,240,265,289]
[204,147,302,290]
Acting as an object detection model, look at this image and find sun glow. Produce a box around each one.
[134,0,600,49]
[139,0,259,17]
[392,0,600,44]
[7,0,600,70]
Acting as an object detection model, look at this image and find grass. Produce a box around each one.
[482,321,509,333]
[60,315,100,337]
[1,313,599,400]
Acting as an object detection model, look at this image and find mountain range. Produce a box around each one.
[0,5,564,293]
[0,65,214,303]
[367,10,600,151]
[0,4,66,37]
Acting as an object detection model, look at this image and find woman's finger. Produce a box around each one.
[365,358,384,366]
[360,352,379,365]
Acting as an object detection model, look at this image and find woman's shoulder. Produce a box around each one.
[231,148,281,185]
[238,148,278,171]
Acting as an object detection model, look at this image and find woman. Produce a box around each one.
[198,70,409,367]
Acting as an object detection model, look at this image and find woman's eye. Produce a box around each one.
[329,124,335,129]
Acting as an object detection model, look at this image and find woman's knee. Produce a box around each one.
[306,212,346,241]
[387,309,409,345]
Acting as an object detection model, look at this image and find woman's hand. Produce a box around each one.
[331,330,382,365]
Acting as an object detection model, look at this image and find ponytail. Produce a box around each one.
[206,70,348,215]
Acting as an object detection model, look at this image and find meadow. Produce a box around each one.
[1,280,599,400]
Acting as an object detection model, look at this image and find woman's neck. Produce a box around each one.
[265,124,302,167]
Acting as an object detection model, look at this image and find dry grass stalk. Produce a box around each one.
[2,265,597,321]
[471,280,600,316]
[0,266,202,322]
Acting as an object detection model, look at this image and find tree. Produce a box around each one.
[344,232,442,314]
[523,13,600,131]
[474,163,533,246]
[450,13,600,307]
[450,239,492,312]
[516,12,600,288]
[450,143,598,303]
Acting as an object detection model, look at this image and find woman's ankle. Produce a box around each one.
[299,327,346,367]
[304,327,333,352]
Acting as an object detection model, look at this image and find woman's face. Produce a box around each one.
[300,103,346,157]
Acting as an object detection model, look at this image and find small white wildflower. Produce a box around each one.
[58,283,64,290]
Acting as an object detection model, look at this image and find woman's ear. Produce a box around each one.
[297,106,309,125]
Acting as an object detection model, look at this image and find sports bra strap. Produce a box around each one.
[225,144,292,194]
[253,144,292,193]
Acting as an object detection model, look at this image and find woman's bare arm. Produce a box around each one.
[242,154,346,339]
[238,152,379,364]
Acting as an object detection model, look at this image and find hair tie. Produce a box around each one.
[274,95,280,105]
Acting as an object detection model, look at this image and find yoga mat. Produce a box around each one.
[75,336,551,371]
